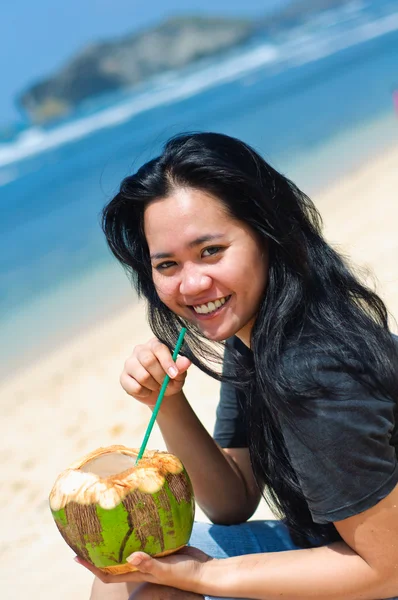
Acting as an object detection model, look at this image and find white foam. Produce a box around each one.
[0,43,279,171]
[286,11,398,66]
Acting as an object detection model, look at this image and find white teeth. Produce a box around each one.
[192,296,229,314]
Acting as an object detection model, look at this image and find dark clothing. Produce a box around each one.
[213,335,398,528]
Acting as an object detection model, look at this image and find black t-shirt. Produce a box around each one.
[213,335,398,526]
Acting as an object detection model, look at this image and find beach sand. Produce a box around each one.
[2,144,398,599]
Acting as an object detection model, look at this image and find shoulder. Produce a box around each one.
[278,335,398,524]
[281,330,398,390]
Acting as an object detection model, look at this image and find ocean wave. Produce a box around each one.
[0,44,279,172]
[0,8,397,174]
[285,10,398,66]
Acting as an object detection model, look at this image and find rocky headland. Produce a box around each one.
[17,1,350,124]
[17,16,255,124]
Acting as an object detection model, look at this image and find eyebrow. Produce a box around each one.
[149,234,225,260]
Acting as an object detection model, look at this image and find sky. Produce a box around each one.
[0,0,288,125]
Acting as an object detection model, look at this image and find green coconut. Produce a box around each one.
[49,445,195,574]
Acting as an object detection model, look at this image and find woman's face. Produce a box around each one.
[144,187,268,345]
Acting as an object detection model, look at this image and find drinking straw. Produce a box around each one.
[135,327,187,464]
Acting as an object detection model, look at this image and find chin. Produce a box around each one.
[200,325,238,342]
[206,333,228,342]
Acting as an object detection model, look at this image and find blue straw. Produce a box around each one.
[135,327,187,463]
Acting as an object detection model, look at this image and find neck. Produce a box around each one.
[235,322,253,348]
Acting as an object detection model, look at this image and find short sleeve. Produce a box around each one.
[280,354,398,524]
[213,337,250,448]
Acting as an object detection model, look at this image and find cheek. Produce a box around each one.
[152,275,179,303]
[244,250,268,298]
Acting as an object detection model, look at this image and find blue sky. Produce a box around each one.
[0,0,287,124]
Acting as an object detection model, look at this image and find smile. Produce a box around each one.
[191,295,231,315]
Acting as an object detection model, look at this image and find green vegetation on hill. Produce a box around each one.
[17,16,255,124]
[17,1,351,124]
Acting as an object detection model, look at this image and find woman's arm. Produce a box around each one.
[120,338,262,524]
[155,390,263,523]
[194,483,398,600]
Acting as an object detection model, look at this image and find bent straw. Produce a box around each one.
[135,327,187,464]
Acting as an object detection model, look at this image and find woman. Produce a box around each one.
[81,132,398,600]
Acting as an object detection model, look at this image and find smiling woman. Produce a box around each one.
[144,187,267,345]
[85,132,398,600]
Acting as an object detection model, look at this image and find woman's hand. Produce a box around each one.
[75,546,213,592]
[120,338,192,407]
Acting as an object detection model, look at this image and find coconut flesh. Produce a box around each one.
[49,445,195,574]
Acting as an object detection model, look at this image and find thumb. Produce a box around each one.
[175,355,191,374]
[127,552,156,575]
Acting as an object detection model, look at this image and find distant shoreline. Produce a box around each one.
[14,0,394,127]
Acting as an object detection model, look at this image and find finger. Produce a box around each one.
[74,557,145,584]
[120,371,154,399]
[174,356,192,379]
[74,557,114,583]
[149,339,191,380]
[125,356,162,391]
[127,552,159,576]
[136,345,171,385]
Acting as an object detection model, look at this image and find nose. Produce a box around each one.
[179,263,212,297]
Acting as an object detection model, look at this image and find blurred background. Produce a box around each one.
[1,0,398,378]
[1,1,398,598]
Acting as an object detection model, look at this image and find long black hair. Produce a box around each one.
[101,132,398,545]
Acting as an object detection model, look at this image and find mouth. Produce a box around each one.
[188,295,232,318]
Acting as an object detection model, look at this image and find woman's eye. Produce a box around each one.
[154,261,176,271]
[202,246,222,257]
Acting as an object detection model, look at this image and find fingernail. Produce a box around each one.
[127,554,142,566]
[168,366,178,378]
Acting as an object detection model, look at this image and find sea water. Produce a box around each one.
[1,2,398,379]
